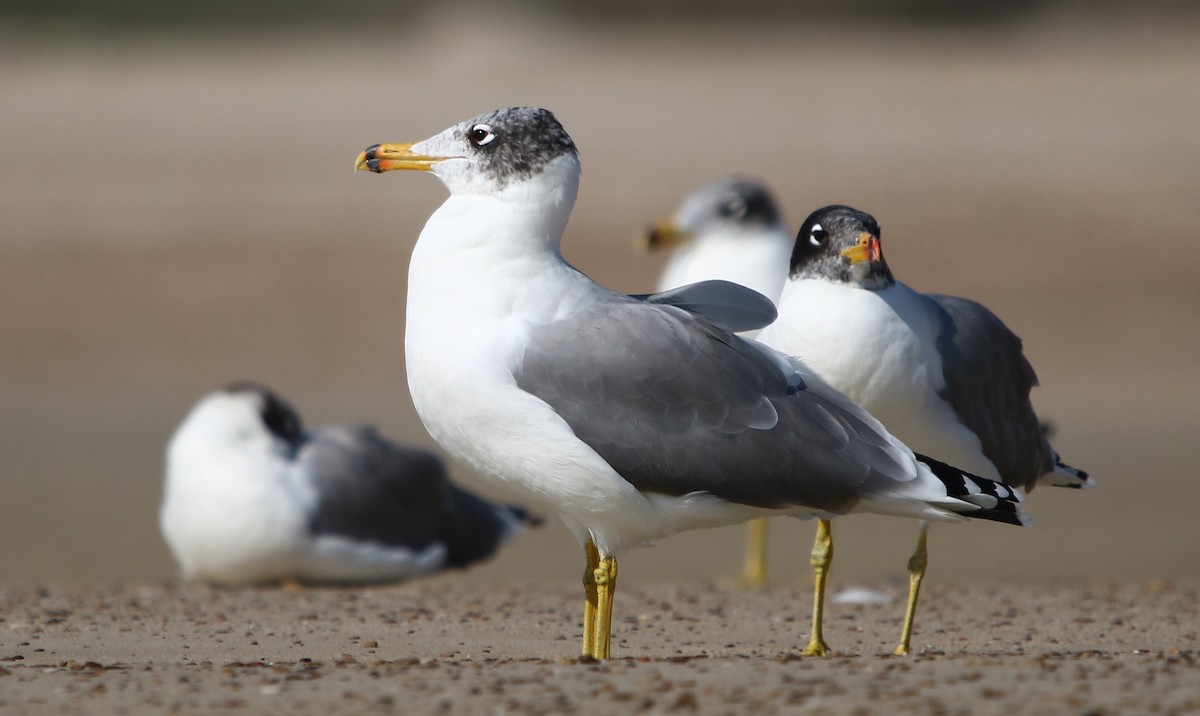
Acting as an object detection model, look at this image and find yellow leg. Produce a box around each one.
[741,518,770,587]
[802,519,833,656]
[592,553,618,659]
[894,522,929,656]
[582,540,599,658]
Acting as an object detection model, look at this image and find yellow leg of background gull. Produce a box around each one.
[741,518,770,587]
[802,518,833,656]
[582,540,599,658]
[894,521,929,656]
[592,553,618,659]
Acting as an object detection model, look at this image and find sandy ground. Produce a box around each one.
[2,8,1200,713]
[2,580,1198,715]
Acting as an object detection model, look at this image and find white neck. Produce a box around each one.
[404,155,591,402]
[412,156,583,309]
[422,154,579,254]
[401,155,609,501]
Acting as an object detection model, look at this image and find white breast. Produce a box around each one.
[658,229,792,304]
[161,435,313,583]
[760,279,998,479]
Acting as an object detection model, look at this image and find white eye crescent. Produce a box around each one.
[468,123,497,146]
[809,223,828,246]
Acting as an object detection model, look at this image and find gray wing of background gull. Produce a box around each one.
[927,294,1054,491]
[298,426,529,568]
[515,290,989,516]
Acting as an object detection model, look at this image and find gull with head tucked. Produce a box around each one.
[161,383,536,586]
[355,108,1028,659]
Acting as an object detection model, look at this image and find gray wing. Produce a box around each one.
[298,426,520,567]
[928,294,1054,491]
[514,297,918,514]
[632,279,778,333]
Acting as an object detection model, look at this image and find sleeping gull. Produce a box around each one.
[642,177,792,587]
[354,107,1029,659]
[758,204,1092,655]
[160,382,535,585]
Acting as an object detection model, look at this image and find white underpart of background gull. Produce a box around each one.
[642,177,793,588]
[160,383,534,586]
[355,108,1029,660]
[758,204,1092,655]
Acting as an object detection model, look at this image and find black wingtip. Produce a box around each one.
[915,452,1031,527]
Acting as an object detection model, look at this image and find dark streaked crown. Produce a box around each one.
[457,107,578,189]
[683,179,783,232]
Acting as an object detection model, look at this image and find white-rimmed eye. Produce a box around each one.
[718,198,747,220]
[809,223,828,246]
[468,123,496,146]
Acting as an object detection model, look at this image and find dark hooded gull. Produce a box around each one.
[354,108,1028,659]
[758,204,1092,655]
[160,383,535,585]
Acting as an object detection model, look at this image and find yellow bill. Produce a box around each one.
[839,231,882,265]
[355,143,445,173]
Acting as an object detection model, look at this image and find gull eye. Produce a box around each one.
[809,224,828,247]
[468,123,496,147]
[718,199,746,219]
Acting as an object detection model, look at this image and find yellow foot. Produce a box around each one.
[739,569,768,589]
[591,554,618,659]
[580,541,618,660]
[801,640,831,657]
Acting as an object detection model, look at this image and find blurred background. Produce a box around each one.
[1,1,1198,590]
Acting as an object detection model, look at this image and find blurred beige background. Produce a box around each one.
[1,4,1198,590]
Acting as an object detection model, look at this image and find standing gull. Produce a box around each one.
[160,383,536,585]
[642,178,792,586]
[643,177,792,311]
[758,204,1092,655]
[355,108,1029,659]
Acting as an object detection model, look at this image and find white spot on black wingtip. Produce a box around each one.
[1052,458,1095,489]
[915,452,1028,526]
